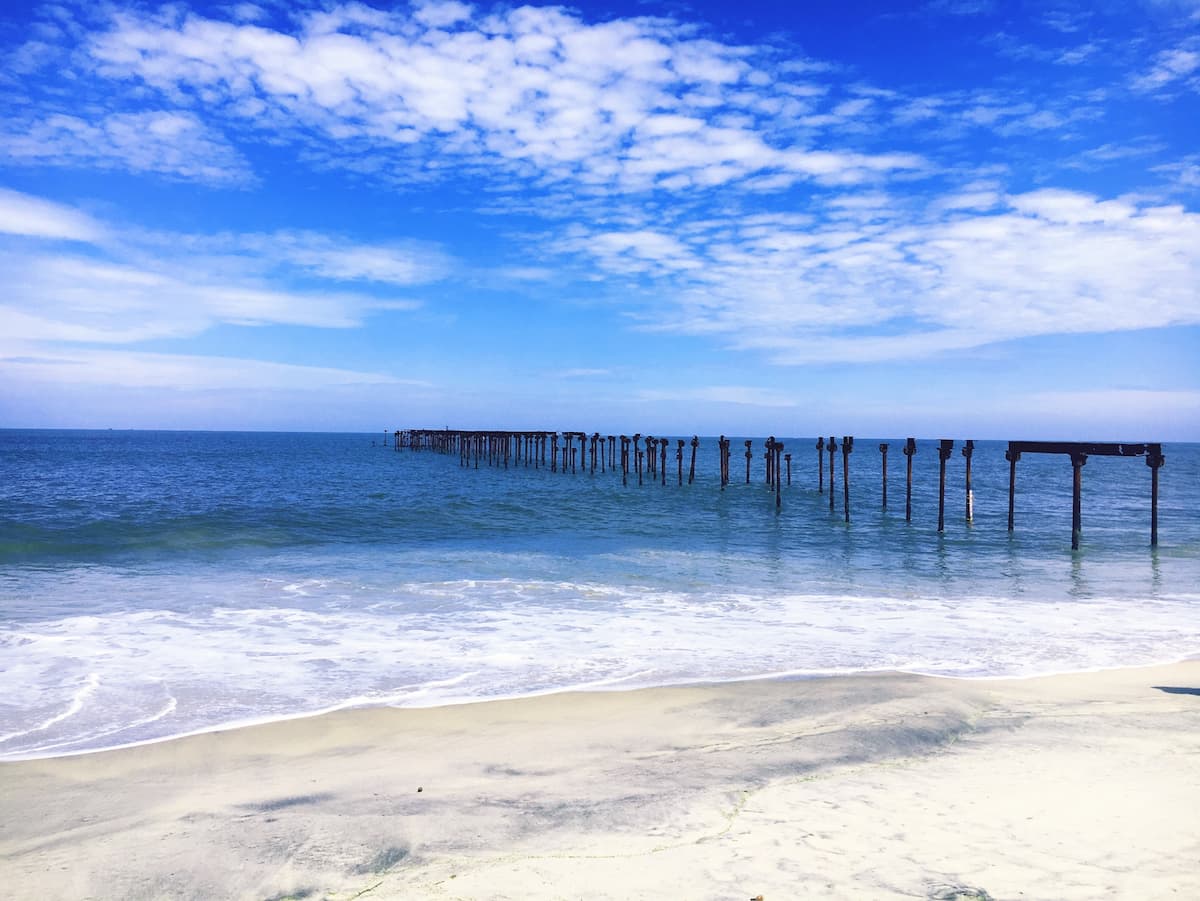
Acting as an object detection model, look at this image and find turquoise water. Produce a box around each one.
[2,429,1197,759]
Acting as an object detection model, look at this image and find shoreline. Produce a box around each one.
[2,661,1198,899]
[5,653,1198,764]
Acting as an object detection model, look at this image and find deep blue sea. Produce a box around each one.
[2,429,1198,760]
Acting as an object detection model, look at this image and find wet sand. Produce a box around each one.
[2,661,1198,900]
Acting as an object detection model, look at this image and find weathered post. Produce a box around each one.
[962,440,975,523]
[1070,450,1087,550]
[879,443,889,509]
[765,438,773,485]
[1005,445,1020,531]
[676,439,684,485]
[689,436,699,484]
[1147,446,1165,547]
[551,432,559,473]
[903,438,916,522]
[744,440,753,484]
[816,437,825,492]
[827,437,837,513]
[937,439,953,533]
[784,453,792,486]
[660,439,667,486]
[842,436,853,522]
[620,435,629,487]
[774,440,784,511]
[719,435,729,488]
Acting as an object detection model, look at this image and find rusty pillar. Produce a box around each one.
[774,440,784,511]
[879,443,889,509]
[816,437,825,493]
[1147,448,1165,546]
[842,436,853,523]
[937,439,953,533]
[1071,450,1087,550]
[962,440,975,523]
[903,438,916,522]
[1005,446,1019,531]
[828,437,837,513]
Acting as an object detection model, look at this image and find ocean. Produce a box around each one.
[2,429,1197,761]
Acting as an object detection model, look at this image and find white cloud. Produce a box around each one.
[0,111,253,185]
[0,189,437,346]
[559,189,1200,364]
[1132,47,1200,92]
[0,188,104,241]
[0,347,409,390]
[78,2,920,193]
[637,386,798,408]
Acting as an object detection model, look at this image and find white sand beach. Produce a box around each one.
[2,661,1198,900]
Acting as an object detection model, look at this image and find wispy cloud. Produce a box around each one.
[0,347,411,390]
[0,187,104,241]
[68,2,923,193]
[637,386,798,408]
[558,189,1200,363]
[0,188,440,346]
[0,111,253,186]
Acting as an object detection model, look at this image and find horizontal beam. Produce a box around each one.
[1008,441,1162,458]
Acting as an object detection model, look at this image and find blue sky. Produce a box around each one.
[1,0,1198,438]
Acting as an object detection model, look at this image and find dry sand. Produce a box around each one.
[2,661,1198,900]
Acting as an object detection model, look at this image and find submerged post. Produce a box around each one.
[827,436,837,513]
[689,436,698,485]
[879,443,889,509]
[785,453,791,486]
[676,439,684,486]
[962,440,975,523]
[1147,446,1164,547]
[903,438,916,522]
[816,437,825,492]
[744,440,753,484]
[842,435,853,523]
[937,439,953,533]
[1071,450,1087,550]
[1006,445,1020,531]
[774,440,784,511]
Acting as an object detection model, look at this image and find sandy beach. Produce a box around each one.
[2,661,1198,900]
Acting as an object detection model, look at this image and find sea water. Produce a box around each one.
[2,429,1197,760]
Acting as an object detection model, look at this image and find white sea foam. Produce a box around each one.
[2,568,1198,760]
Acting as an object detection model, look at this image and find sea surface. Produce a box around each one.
[2,429,1198,760]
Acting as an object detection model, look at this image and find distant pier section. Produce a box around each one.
[390,430,1165,550]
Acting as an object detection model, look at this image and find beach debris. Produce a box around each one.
[927,883,993,901]
[417,786,423,792]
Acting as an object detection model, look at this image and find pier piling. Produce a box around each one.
[904,438,916,522]
[842,436,853,523]
[937,440,954,533]
[962,440,975,523]
[828,437,837,513]
[879,443,889,509]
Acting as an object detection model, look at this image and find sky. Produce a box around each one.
[1,0,1198,438]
